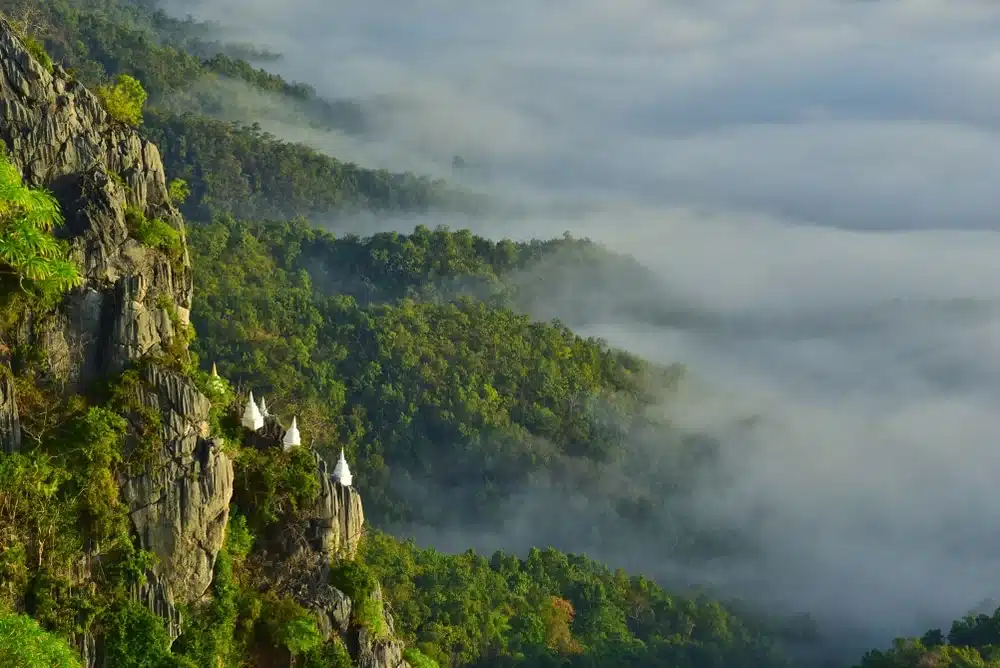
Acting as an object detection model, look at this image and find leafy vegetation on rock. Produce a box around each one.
[0,152,81,298]
[125,205,182,260]
[0,605,81,668]
[95,73,147,126]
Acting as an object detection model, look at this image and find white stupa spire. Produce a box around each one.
[282,416,301,449]
[332,449,353,487]
[211,361,219,377]
[242,391,264,431]
[258,395,270,418]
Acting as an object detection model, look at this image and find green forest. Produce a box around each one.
[0,0,997,667]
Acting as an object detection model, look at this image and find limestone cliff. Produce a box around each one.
[309,447,365,561]
[248,416,409,668]
[0,15,233,657]
[2,17,409,668]
[0,17,192,388]
[0,369,19,454]
[122,365,234,638]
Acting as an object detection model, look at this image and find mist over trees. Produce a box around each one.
[2,0,999,667]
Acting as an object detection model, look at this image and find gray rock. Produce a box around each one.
[312,450,365,560]
[0,18,231,649]
[0,16,191,388]
[356,628,410,668]
[0,364,20,454]
[122,365,234,635]
[355,586,410,668]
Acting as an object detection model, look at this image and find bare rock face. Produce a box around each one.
[0,17,232,653]
[313,451,365,560]
[0,16,192,387]
[121,365,234,638]
[0,365,20,454]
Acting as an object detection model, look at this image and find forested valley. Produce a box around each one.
[0,1,996,667]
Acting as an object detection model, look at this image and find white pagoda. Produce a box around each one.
[258,395,270,418]
[282,416,301,450]
[332,449,353,487]
[241,391,264,431]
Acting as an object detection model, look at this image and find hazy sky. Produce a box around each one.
[160,0,1000,651]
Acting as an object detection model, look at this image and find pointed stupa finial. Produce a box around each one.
[242,390,264,431]
[282,416,301,449]
[211,361,219,377]
[332,448,353,487]
[258,395,269,418]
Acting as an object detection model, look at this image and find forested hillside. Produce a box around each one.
[0,0,483,221]
[187,215,700,526]
[0,1,997,667]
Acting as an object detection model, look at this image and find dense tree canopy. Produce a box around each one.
[0,606,82,668]
[187,215,689,525]
[0,0,482,222]
[361,531,799,668]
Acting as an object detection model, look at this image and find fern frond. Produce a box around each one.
[0,152,81,296]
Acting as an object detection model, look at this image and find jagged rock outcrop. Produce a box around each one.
[247,418,410,667]
[0,17,233,655]
[354,584,409,668]
[251,415,365,561]
[0,364,20,453]
[2,19,407,668]
[313,450,365,560]
[0,16,192,387]
[122,365,234,638]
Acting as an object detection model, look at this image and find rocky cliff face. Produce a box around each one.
[0,16,233,658]
[249,418,410,668]
[2,18,409,668]
[122,365,234,638]
[0,370,20,454]
[312,448,365,559]
[0,17,192,388]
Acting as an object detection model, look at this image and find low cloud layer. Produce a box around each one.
[158,0,1000,652]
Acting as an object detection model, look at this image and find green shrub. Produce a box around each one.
[101,600,174,668]
[330,560,387,637]
[22,35,54,74]
[235,446,320,532]
[404,647,441,668]
[260,595,323,657]
[0,605,81,667]
[224,513,254,564]
[95,74,147,126]
[0,153,81,296]
[124,206,182,260]
[74,407,129,544]
[302,637,352,668]
[167,178,190,205]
